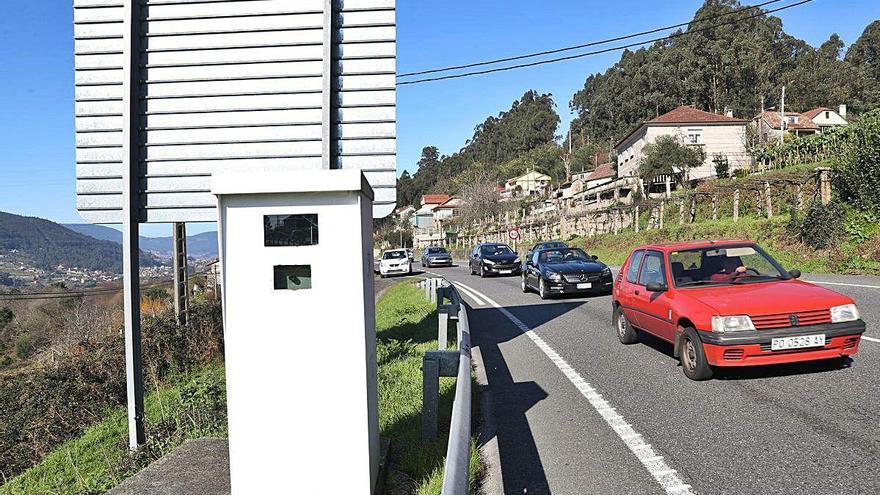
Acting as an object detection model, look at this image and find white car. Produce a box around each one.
[379,249,412,278]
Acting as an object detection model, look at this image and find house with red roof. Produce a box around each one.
[614,106,751,182]
[754,104,848,143]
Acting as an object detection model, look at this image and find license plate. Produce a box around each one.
[771,334,825,351]
[576,282,592,289]
[499,269,512,274]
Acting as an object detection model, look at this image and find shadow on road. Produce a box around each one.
[636,329,854,380]
[468,300,587,495]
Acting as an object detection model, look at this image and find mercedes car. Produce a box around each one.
[522,247,613,299]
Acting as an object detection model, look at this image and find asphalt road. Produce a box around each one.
[422,265,880,495]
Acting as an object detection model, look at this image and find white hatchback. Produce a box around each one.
[379,249,412,277]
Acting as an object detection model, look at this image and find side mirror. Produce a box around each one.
[788,269,801,279]
[592,255,599,260]
[646,282,668,292]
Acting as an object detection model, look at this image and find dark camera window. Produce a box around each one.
[274,265,312,290]
[264,214,318,247]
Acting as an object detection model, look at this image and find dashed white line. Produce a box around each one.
[805,280,880,289]
[862,336,880,344]
[453,279,695,495]
[450,281,486,306]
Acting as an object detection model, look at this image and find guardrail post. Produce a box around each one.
[438,310,449,350]
[422,353,439,440]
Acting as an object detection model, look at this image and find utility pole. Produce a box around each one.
[173,222,189,327]
[779,85,786,146]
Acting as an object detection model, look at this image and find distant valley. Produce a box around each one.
[64,224,219,260]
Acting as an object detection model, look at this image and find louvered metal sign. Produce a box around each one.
[74,0,397,222]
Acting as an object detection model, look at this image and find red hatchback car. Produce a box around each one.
[613,240,866,380]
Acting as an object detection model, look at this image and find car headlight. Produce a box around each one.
[711,315,755,333]
[513,257,521,263]
[601,267,612,277]
[483,259,495,265]
[546,271,562,282]
[830,304,859,323]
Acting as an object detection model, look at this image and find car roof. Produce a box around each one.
[383,248,407,253]
[633,239,755,252]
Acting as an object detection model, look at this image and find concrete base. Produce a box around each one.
[108,438,230,495]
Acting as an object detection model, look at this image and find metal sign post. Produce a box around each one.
[121,0,144,449]
[173,222,189,326]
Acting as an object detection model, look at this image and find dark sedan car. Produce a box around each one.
[469,243,521,277]
[522,247,613,299]
[524,240,568,270]
[421,246,453,267]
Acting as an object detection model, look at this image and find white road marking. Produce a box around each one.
[453,280,695,495]
[450,281,486,306]
[862,336,880,344]
[805,280,880,289]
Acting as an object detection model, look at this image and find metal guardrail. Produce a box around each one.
[416,278,472,495]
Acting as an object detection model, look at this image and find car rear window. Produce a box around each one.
[626,250,645,283]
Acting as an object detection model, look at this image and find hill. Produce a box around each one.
[64,224,218,260]
[0,211,159,274]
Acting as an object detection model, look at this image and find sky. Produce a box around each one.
[0,0,878,236]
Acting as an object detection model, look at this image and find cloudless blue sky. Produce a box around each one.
[0,0,878,236]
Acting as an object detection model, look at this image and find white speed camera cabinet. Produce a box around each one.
[213,169,379,493]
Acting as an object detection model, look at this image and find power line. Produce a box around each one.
[398,0,785,79]
[397,0,813,86]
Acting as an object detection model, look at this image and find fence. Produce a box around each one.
[415,278,472,495]
[453,168,833,247]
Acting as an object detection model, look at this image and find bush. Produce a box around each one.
[799,201,846,249]
[833,109,880,212]
[14,333,35,359]
[0,355,12,368]
[0,307,13,330]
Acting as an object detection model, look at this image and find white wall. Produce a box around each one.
[810,110,848,127]
[617,124,750,180]
[219,185,378,494]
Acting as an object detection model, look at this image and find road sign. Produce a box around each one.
[508,228,521,241]
[74,0,397,222]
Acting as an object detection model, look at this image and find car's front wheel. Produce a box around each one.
[614,306,638,344]
[680,327,713,381]
[539,278,549,299]
[479,264,486,278]
[521,274,529,293]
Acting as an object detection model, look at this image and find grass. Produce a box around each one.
[0,363,227,495]
[570,212,880,275]
[376,282,481,494]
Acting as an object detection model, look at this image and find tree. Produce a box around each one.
[570,1,879,145]
[456,168,504,227]
[0,307,13,331]
[639,135,706,187]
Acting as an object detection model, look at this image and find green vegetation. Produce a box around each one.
[376,282,481,494]
[396,90,562,205]
[571,1,880,145]
[0,364,226,495]
[0,301,224,483]
[574,212,880,276]
[640,135,706,186]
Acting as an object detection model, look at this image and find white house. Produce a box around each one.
[614,106,751,181]
[801,105,848,131]
[753,104,848,143]
[505,170,552,197]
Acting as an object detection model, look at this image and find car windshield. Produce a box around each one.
[670,245,787,287]
[540,248,590,263]
[481,245,513,256]
[542,242,567,250]
[427,247,447,254]
[383,251,407,260]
